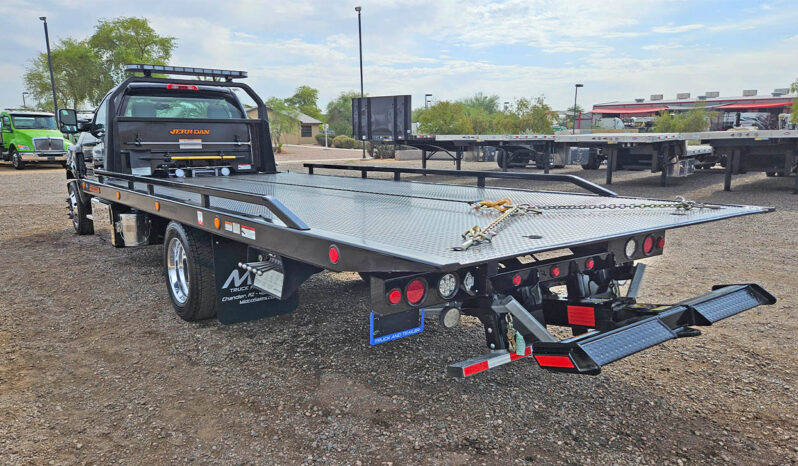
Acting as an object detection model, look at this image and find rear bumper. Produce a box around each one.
[532,284,775,374]
[20,152,66,162]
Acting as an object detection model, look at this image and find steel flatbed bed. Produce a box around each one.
[59,67,777,378]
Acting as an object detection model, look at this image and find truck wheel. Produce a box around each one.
[164,222,217,321]
[10,148,24,170]
[67,181,94,235]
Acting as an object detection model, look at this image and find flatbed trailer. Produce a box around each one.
[683,130,798,193]
[58,66,777,378]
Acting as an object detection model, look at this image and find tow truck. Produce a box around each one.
[58,64,776,377]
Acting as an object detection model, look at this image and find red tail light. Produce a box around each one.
[584,258,595,270]
[387,288,402,305]
[534,355,575,368]
[550,266,561,278]
[512,273,522,286]
[657,237,665,249]
[328,245,340,264]
[405,279,426,305]
[643,235,654,255]
[166,83,199,90]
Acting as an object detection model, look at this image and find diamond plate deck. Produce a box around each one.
[118,171,768,268]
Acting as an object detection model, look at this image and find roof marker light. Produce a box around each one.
[166,83,199,91]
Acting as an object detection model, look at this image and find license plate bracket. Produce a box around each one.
[370,309,424,345]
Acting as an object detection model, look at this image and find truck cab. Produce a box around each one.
[0,110,70,169]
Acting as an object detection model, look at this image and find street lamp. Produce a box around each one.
[425,93,432,108]
[572,83,583,134]
[355,6,366,159]
[22,91,30,108]
[39,17,58,120]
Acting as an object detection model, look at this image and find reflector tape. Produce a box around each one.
[534,354,575,368]
[567,305,596,327]
[449,346,533,378]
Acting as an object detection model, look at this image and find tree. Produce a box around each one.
[265,97,299,152]
[513,97,556,134]
[89,17,176,84]
[653,106,713,132]
[24,38,109,110]
[417,101,472,134]
[460,92,500,114]
[285,85,322,120]
[564,104,584,127]
[325,91,361,136]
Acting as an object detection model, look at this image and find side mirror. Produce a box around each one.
[59,109,78,132]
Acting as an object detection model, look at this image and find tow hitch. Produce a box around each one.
[448,284,775,377]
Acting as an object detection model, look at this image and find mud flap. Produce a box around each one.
[213,235,298,324]
[532,284,775,374]
[370,309,424,345]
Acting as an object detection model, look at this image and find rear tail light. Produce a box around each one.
[624,238,637,259]
[437,273,458,299]
[512,273,522,286]
[657,237,665,249]
[550,266,561,278]
[643,235,655,255]
[387,288,402,305]
[166,83,199,90]
[405,279,426,305]
[584,258,595,270]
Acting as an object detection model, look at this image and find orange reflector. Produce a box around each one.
[115,192,120,200]
[534,355,575,368]
[214,217,221,229]
[155,201,160,211]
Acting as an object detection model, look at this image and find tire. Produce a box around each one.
[67,181,93,235]
[10,148,24,170]
[164,222,217,321]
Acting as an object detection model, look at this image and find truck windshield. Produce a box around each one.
[11,115,57,130]
[123,95,244,119]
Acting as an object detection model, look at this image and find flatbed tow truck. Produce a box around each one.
[59,65,776,378]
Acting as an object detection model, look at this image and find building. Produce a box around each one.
[246,107,323,144]
[591,88,796,130]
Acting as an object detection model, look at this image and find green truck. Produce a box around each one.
[0,110,70,169]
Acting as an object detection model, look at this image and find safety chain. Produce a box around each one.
[454,196,722,251]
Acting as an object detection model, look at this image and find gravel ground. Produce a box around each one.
[0,160,795,465]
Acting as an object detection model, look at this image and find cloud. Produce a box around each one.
[651,24,704,34]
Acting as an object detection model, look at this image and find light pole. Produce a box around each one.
[425,93,432,108]
[572,83,583,134]
[355,6,366,159]
[39,17,58,119]
[22,92,30,108]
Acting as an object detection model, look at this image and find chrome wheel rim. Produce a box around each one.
[167,238,190,304]
[68,188,79,229]
[12,153,19,167]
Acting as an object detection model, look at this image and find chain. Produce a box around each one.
[453,204,541,251]
[505,314,516,353]
[528,196,721,212]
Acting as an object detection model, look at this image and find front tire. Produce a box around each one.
[164,222,217,321]
[67,181,93,235]
[10,148,24,170]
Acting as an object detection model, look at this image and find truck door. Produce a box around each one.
[0,115,11,149]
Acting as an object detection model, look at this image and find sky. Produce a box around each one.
[1,0,797,112]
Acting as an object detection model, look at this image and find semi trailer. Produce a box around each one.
[59,65,775,378]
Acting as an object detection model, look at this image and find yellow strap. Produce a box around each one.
[473,198,513,212]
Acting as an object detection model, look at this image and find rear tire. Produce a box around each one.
[10,148,24,170]
[164,222,217,321]
[68,181,93,235]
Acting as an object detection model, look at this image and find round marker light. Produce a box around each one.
[657,237,665,249]
[328,245,340,264]
[406,279,426,305]
[220,167,231,176]
[512,273,522,286]
[550,266,561,278]
[155,201,160,211]
[585,258,595,270]
[643,235,654,255]
[387,288,402,305]
[625,238,638,259]
[115,191,121,200]
[175,168,186,178]
[213,217,221,229]
[462,272,476,294]
[439,307,461,329]
[437,273,458,300]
